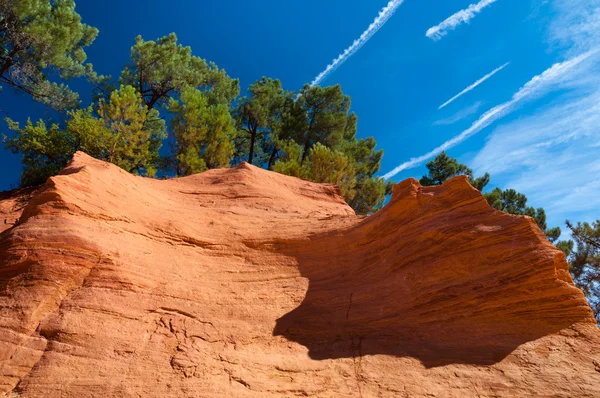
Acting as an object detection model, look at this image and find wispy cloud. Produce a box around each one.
[471,79,600,226]
[309,0,405,87]
[438,62,510,109]
[472,91,600,177]
[470,0,600,228]
[433,101,482,125]
[382,49,597,180]
[548,0,600,55]
[426,0,499,41]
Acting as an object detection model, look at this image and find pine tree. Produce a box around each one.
[293,84,352,164]
[234,77,286,165]
[76,85,166,175]
[420,151,490,191]
[4,85,167,186]
[0,0,98,110]
[269,85,388,214]
[2,118,77,186]
[169,87,235,176]
[274,142,357,200]
[558,220,600,320]
[113,33,239,110]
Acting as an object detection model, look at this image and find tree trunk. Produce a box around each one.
[248,127,257,165]
[0,47,20,77]
[139,69,144,100]
[301,135,311,165]
[301,114,316,165]
[268,147,278,170]
[147,95,159,110]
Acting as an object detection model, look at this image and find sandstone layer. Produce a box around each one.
[0,152,599,397]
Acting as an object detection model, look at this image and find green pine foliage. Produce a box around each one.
[266,84,389,214]
[3,85,167,185]
[342,130,391,214]
[0,0,98,110]
[2,118,77,186]
[69,85,167,175]
[234,77,287,165]
[558,221,600,320]
[274,142,357,201]
[117,33,239,110]
[420,151,490,191]
[292,85,352,164]
[169,87,235,176]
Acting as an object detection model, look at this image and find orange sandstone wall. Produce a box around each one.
[0,152,598,397]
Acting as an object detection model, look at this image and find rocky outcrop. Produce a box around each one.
[0,152,598,397]
[0,187,37,234]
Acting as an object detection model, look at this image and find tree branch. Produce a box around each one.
[0,46,20,76]
[568,221,600,250]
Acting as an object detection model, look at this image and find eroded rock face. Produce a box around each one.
[0,187,37,234]
[0,152,598,397]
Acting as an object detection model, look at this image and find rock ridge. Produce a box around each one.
[0,152,598,397]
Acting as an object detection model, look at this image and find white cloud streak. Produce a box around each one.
[309,0,405,87]
[472,91,600,176]
[548,0,600,55]
[382,49,597,180]
[433,101,482,125]
[471,75,600,226]
[426,0,499,41]
[468,0,600,228]
[438,62,510,109]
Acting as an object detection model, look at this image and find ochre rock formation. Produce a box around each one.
[1,152,599,397]
[0,188,37,234]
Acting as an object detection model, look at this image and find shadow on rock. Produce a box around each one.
[273,177,595,368]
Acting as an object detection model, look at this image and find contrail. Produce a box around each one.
[382,50,597,180]
[426,0,498,41]
[439,62,510,109]
[433,101,482,125]
[309,0,405,87]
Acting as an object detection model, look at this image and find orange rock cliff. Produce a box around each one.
[0,152,599,397]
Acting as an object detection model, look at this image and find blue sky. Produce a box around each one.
[1,0,598,230]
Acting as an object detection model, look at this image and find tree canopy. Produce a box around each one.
[3,85,167,185]
[274,141,357,200]
[292,84,352,164]
[420,151,490,191]
[3,117,77,186]
[558,220,600,320]
[268,84,389,214]
[169,87,235,176]
[0,0,98,110]
[116,33,239,110]
[69,85,167,175]
[234,77,287,165]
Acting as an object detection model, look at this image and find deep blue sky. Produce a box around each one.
[1,0,598,228]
